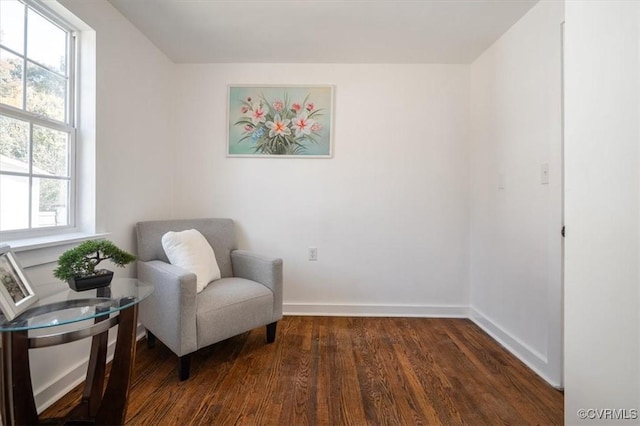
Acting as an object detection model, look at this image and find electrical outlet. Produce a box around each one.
[308,247,318,261]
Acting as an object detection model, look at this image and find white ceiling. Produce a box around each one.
[107,0,540,64]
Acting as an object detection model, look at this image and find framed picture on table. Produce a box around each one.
[0,245,38,320]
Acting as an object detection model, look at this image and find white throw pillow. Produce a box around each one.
[161,229,221,293]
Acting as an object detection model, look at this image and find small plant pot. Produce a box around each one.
[67,270,114,292]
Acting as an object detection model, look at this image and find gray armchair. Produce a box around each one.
[135,218,283,380]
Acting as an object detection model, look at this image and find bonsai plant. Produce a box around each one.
[54,240,136,291]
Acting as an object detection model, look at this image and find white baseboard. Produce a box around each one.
[34,323,147,413]
[469,307,561,388]
[284,303,470,318]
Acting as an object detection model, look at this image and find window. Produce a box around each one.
[0,0,76,237]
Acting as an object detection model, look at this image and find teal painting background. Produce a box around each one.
[228,86,333,156]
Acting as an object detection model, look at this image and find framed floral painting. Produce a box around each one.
[227,85,334,157]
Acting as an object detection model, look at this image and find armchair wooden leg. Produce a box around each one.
[266,321,277,343]
[146,330,156,349]
[179,355,191,381]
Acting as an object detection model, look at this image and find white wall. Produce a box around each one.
[469,1,564,386]
[58,0,177,242]
[19,0,176,410]
[173,64,471,316]
[564,1,640,424]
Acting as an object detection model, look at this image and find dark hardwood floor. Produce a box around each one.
[42,316,563,425]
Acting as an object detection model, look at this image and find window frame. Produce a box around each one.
[0,0,79,240]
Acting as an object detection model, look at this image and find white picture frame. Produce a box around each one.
[0,245,38,320]
[227,85,334,158]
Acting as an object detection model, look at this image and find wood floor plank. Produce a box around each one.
[334,318,368,425]
[41,316,563,425]
[450,320,563,425]
[275,315,315,425]
[394,319,464,425]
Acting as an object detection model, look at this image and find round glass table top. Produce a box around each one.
[0,278,153,332]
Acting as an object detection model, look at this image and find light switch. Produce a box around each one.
[541,163,549,184]
[308,247,318,261]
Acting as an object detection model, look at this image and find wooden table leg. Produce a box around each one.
[84,327,109,417]
[84,287,111,417]
[1,331,39,425]
[96,304,138,425]
[66,315,109,421]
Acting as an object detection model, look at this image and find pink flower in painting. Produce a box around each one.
[292,103,302,113]
[311,123,322,132]
[265,114,291,137]
[291,114,315,138]
[241,106,249,114]
[250,102,267,125]
[306,102,314,112]
[273,100,284,112]
[244,124,253,131]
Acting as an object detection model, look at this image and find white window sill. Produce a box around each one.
[4,232,109,252]
[2,232,110,268]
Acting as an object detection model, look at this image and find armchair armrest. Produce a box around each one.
[231,250,283,320]
[137,260,198,356]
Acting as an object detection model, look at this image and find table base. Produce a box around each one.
[0,305,139,425]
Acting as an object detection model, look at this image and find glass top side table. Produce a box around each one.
[0,278,154,425]
[0,278,153,331]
